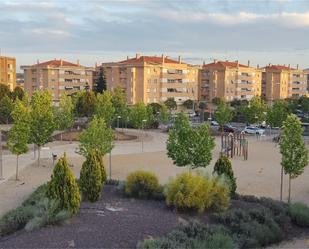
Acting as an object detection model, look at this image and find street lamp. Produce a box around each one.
[117,115,121,129]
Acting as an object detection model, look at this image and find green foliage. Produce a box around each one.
[164,97,177,110]
[125,170,161,199]
[266,100,290,128]
[94,150,107,184]
[158,104,170,124]
[183,99,194,109]
[11,86,24,101]
[215,208,283,248]
[289,202,309,227]
[79,150,103,202]
[95,91,115,127]
[55,94,74,131]
[74,90,96,117]
[198,101,207,110]
[279,114,308,178]
[192,232,238,249]
[165,173,214,213]
[210,174,231,212]
[0,83,11,101]
[95,67,107,93]
[25,198,70,231]
[0,95,13,124]
[47,154,81,215]
[167,112,215,169]
[129,102,153,129]
[214,100,233,130]
[29,90,55,148]
[112,86,127,120]
[241,96,267,124]
[213,155,237,196]
[212,97,222,105]
[78,116,114,157]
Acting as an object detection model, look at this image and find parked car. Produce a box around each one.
[243,126,265,135]
[218,124,237,133]
[211,120,219,126]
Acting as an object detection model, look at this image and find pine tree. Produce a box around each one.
[80,150,103,202]
[96,67,107,93]
[47,154,81,215]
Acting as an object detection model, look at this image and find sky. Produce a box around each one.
[0,0,309,71]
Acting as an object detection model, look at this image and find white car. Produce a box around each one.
[243,126,265,135]
[211,120,219,126]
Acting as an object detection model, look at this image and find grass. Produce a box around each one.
[289,202,309,227]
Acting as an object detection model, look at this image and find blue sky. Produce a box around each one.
[0,0,309,70]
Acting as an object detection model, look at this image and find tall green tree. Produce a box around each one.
[112,86,127,123]
[95,67,107,93]
[214,100,233,131]
[0,84,10,101]
[0,95,13,124]
[241,96,267,124]
[7,99,31,180]
[183,99,194,109]
[164,98,177,111]
[78,116,114,157]
[29,91,55,166]
[167,112,215,169]
[11,86,25,101]
[266,100,290,128]
[95,91,115,127]
[279,114,308,203]
[129,102,153,129]
[74,91,96,117]
[55,95,74,137]
[158,104,170,125]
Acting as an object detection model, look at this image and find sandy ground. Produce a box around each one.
[0,129,309,247]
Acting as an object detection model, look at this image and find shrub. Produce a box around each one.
[22,184,48,207]
[192,232,238,249]
[94,150,107,184]
[213,155,237,196]
[25,198,70,231]
[289,202,309,227]
[125,170,161,199]
[210,175,230,212]
[47,154,81,215]
[165,172,213,213]
[80,150,103,202]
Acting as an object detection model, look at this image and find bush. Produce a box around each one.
[80,151,103,202]
[94,150,107,184]
[22,184,48,207]
[213,155,237,196]
[47,154,81,215]
[210,175,230,212]
[289,202,309,227]
[192,232,238,249]
[165,172,213,213]
[125,170,161,199]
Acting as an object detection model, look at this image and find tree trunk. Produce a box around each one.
[16,155,19,180]
[38,146,41,167]
[280,166,283,201]
[288,174,292,204]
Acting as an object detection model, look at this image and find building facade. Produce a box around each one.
[99,54,199,105]
[0,56,16,91]
[21,59,94,101]
[262,65,307,102]
[199,60,262,102]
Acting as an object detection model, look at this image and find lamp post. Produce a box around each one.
[141,119,147,152]
[117,115,121,129]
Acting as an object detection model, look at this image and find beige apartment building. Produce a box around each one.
[0,56,16,91]
[199,60,262,102]
[99,54,199,105]
[262,65,307,102]
[21,59,94,101]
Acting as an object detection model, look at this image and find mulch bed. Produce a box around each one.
[0,186,308,249]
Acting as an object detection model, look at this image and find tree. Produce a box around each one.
[213,155,237,196]
[299,97,309,113]
[183,99,194,109]
[266,100,289,128]
[95,91,115,127]
[214,101,233,131]
[164,98,177,111]
[55,95,74,138]
[167,112,215,169]
[95,67,107,93]
[279,114,308,203]
[241,96,267,124]
[74,91,96,117]
[212,97,222,106]
[11,87,24,101]
[0,84,10,101]
[7,99,31,180]
[79,150,103,202]
[129,102,152,129]
[158,104,170,125]
[78,116,114,157]
[0,95,13,124]
[286,97,299,114]
[29,91,55,166]
[47,154,81,215]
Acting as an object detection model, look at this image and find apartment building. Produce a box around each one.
[0,56,16,91]
[305,68,309,93]
[99,54,199,105]
[199,60,262,102]
[262,65,307,102]
[21,59,94,101]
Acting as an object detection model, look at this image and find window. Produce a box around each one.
[147,88,150,93]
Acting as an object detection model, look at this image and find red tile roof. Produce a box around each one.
[32,59,79,67]
[203,61,248,69]
[118,56,180,64]
[265,65,296,70]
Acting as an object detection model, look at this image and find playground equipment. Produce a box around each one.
[221,132,248,160]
